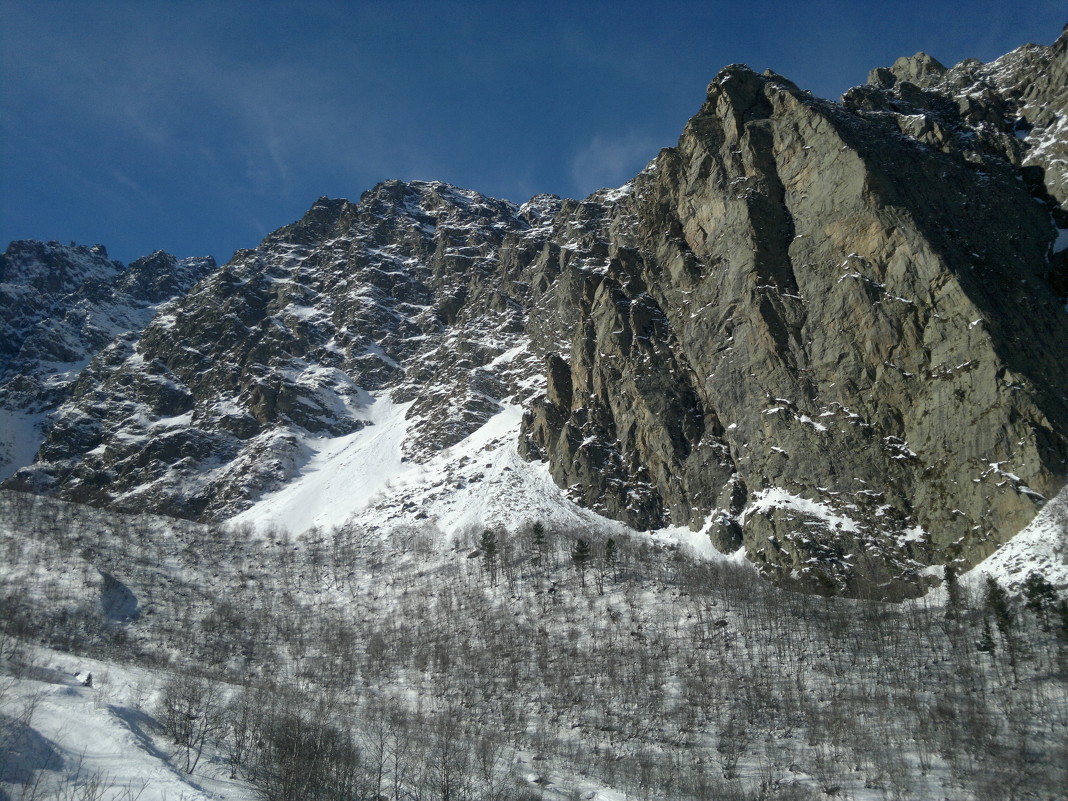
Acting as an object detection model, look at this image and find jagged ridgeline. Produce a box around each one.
[4,28,1067,595]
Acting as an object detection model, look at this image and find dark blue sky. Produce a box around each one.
[2,1,1064,266]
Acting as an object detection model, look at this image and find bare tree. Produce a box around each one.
[155,672,224,773]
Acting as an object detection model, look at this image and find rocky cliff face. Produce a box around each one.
[6,185,552,519]
[5,29,1067,595]
[0,241,215,480]
[520,35,1068,589]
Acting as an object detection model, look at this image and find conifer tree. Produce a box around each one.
[530,521,546,566]
[1057,599,1068,644]
[571,538,591,588]
[602,537,617,588]
[977,616,996,654]
[479,528,499,586]
[984,576,1013,636]
[1022,571,1057,631]
[984,576,1019,681]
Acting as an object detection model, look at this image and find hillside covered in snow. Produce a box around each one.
[2,488,1067,801]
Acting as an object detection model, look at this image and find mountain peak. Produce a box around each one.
[867,51,947,89]
[265,196,359,246]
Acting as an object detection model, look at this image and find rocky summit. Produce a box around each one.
[4,29,1068,595]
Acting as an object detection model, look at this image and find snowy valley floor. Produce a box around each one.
[2,487,1068,801]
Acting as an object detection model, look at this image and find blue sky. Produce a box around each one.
[2,1,1064,266]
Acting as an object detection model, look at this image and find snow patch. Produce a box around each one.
[742,488,861,533]
[797,414,827,432]
[1054,226,1068,254]
[966,485,1068,592]
[0,408,47,482]
[599,182,634,203]
[900,525,926,544]
[231,395,413,534]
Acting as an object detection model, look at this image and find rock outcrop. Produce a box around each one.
[521,44,1068,590]
[6,185,550,519]
[0,242,215,480]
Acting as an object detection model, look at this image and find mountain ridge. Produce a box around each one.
[4,29,1068,595]
[0,241,216,481]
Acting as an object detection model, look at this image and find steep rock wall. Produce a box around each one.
[521,59,1068,590]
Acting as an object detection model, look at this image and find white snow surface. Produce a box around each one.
[1055,226,1068,254]
[229,390,751,564]
[966,484,1068,591]
[230,394,413,534]
[232,394,650,548]
[1,649,259,801]
[741,486,861,534]
[0,407,47,483]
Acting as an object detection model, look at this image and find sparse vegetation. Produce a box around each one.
[1,490,1066,800]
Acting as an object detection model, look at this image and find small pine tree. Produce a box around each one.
[530,521,546,566]
[571,538,592,588]
[597,537,617,594]
[977,616,996,654]
[1022,571,1058,631]
[479,528,499,585]
[1056,599,1068,644]
[984,576,1019,681]
[603,537,617,576]
[479,528,498,559]
[984,576,1013,636]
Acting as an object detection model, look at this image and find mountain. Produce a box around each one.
[4,29,1068,596]
[0,241,216,481]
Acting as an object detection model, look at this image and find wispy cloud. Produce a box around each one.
[569,132,660,197]
[3,3,393,196]
[109,169,154,203]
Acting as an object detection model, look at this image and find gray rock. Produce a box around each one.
[521,40,1068,594]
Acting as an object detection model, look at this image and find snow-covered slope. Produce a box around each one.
[2,482,1064,801]
[966,485,1068,592]
[1,649,259,801]
[231,396,642,545]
